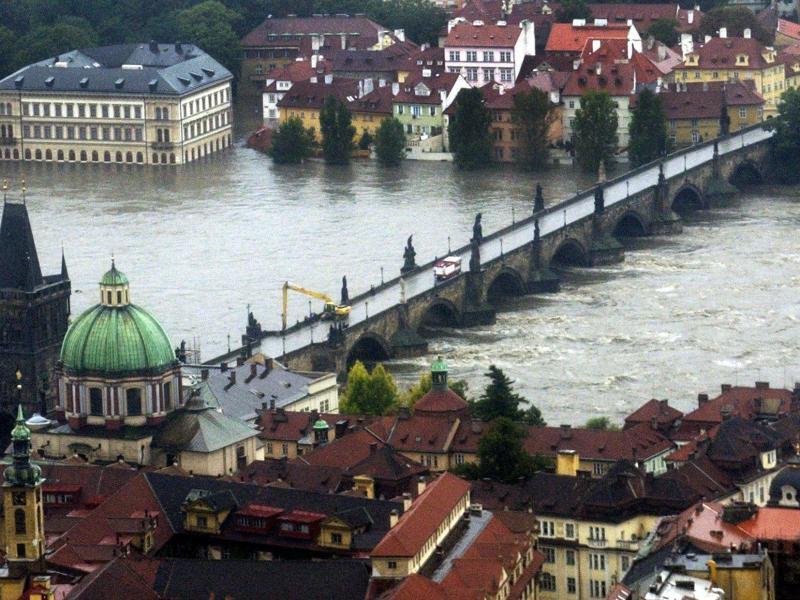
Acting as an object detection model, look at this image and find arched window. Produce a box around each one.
[155,107,161,120]
[126,388,142,416]
[68,150,75,161]
[115,151,122,162]
[1,124,5,137]
[80,150,87,161]
[136,152,143,163]
[163,107,169,120]
[13,149,19,159]
[92,151,98,162]
[89,388,103,416]
[57,150,64,161]
[3,149,9,159]
[157,128,163,143]
[170,153,176,164]
[126,151,133,163]
[152,153,159,164]
[104,151,111,162]
[34,149,42,160]
[24,149,31,160]
[45,149,52,160]
[14,509,25,534]
[161,152,167,164]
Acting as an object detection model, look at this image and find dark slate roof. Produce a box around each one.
[0,43,231,96]
[0,201,43,290]
[239,458,345,494]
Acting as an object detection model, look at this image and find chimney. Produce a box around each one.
[417,476,426,495]
[228,371,236,385]
[201,368,209,381]
[560,424,572,439]
[261,401,267,411]
[236,356,244,367]
[401,492,412,511]
[721,405,733,421]
[698,393,709,406]
[260,358,273,378]
[755,381,769,390]
[249,363,258,380]
[389,509,399,528]
[220,362,228,373]
[744,28,751,39]
[334,419,348,438]
[269,397,276,411]
[719,27,727,39]
[149,40,159,53]
[721,383,732,392]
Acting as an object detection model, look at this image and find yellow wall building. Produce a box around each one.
[672,34,784,116]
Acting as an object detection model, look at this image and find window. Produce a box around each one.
[102,104,109,118]
[500,51,512,62]
[542,546,555,563]
[500,68,513,82]
[78,104,85,118]
[266,442,273,455]
[114,105,121,118]
[412,105,421,117]
[590,580,607,598]
[590,553,605,570]
[16,543,25,558]
[126,388,142,416]
[540,520,555,537]
[466,51,477,62]
[448,50,460,61]
[466,67,478,81]
[589,526,606,540]
[484,68,494,82]
[565,523,575,539]
[65,104,72,117]
[196,516,208,528]
[388,561,397,569]
[331,532,343,544]
[90,104,97,118]
[281,443,288,456]
[692,130,700,143]
[14,509,25,534]
[90,388,103,416]
[739,106,747,119]
[566,550,576,566]
[163,381,172,411]
[541,573,556,592]
[567,577,577,594]
[621,555,630,573]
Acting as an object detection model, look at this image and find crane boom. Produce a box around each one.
[281,282,351,330]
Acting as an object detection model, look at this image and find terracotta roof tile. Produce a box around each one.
[624,398,683,428]
[656,81,765,120]
[371,473,470,557]
[445,22,523,48]
[546,23,631,53]
[678,37,778,71]
[241,16,385,48]
[277,78,360,110]
[778,18,800,42]
[587,4,702,34]
[348,84,395,115]
[414,388,469,414]
[739,506,800,540]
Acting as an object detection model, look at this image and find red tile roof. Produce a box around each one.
[562,60,638,96]
[238,459,345,494]
[258,410,378,442]
[657,81,765,120]
[739,507,800,540]
[380,574,448,600]
[524,422,674,462]
[371,473,470,557]
[348,84,395,115]
[241,16,385,48]
[300,428,388,469]
[277,78,360,110]
[587,4,702,34]
[624,398,683,428]
[778,18,800,42]
[680,385,795,436]
[546,23,631,53]
[266,59,330,85]
[678,37,778,71]
[387,414,460,454]
[445,22,523,48]
[414,388,469,415]
[656,501,756,553]
[394,72,462,105]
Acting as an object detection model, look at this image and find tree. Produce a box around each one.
[471,365,545,425]
[584,416,620,431]
[556,0,591,23]
[573,90,618,173]
[454,418,548,483]
[768,88,800,183]
[174,1,243,78]
[340,361,398,415]
[401,371,468,409]
[646,19,679,47]
[629,88,669,167]
[512,88,556,170]
[319,95,356,165]
[698,7,772,46]
[375,117,406,166]
[448,88,492,170]
[15,22,99,67]
[270,117,313,164]
[358,130,373,151]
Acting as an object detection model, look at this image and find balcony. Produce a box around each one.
[586,538,607,548]
[151,141,175,150]
[0,136,16,145]
[616,540,639,550]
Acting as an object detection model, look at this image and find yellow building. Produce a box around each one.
[672,34,785,115]
[278,76,360,142]
[347,84,394,141]
[657,81,765,147]
[0,42,232,166]
[667,552,775,600]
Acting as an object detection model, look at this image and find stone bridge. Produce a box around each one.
[213,125,773,376]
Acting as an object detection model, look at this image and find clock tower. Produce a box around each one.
[2,405,45,579]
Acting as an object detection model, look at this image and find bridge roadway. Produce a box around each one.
[216,124,774,372]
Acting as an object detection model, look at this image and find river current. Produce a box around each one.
[2,127,799,425]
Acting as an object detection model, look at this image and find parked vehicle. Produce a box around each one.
[434,256,462,281]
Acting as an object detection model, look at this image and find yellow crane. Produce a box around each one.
[282,282,351,330]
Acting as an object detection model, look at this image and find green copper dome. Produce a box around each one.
[10,405,30,442]
[313,419,329,430]
[431,356,448,373]
[60,264,176,377]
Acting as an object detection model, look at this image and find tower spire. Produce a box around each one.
[61,244,69,280]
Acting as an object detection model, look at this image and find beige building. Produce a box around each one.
[0,42,232,166]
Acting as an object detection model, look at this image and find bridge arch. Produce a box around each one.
[613,210,648,239]
[487,267,527,301]
[729,159,763,187]
[346,331,392,368]
[419,298,461,329]
[671,183,705,213]
[551,238,589,267]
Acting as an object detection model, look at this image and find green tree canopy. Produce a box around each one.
[15,22,99,67]
[698,7,772,46]
[768,88,800,183]
[448,87,492,170]
[512,88,556,171]
[453,417,549,483]
[584,416,621,431]
[375,117,407,166]
[320,95,356,165]
[629,88,669,167]
[174,1,242,80]
[556,0,592,23]
[340,361,398,415]
[573,90,618,173]
[401,371,468,409]
[471,365,546,425]
[270,116,313,164]
[646,19,679,47]
[358,130,373,151]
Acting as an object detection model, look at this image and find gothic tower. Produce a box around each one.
[2,406,45,580]
[0,197,71,418]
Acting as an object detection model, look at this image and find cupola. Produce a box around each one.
[99,259,131,307]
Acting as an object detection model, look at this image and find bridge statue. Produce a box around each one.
[534,218,540,242]
[720,102,731,137]
[341,276,349,305]
[401,235,417,274]
[472,213,483,244]
[534,184,544,213]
